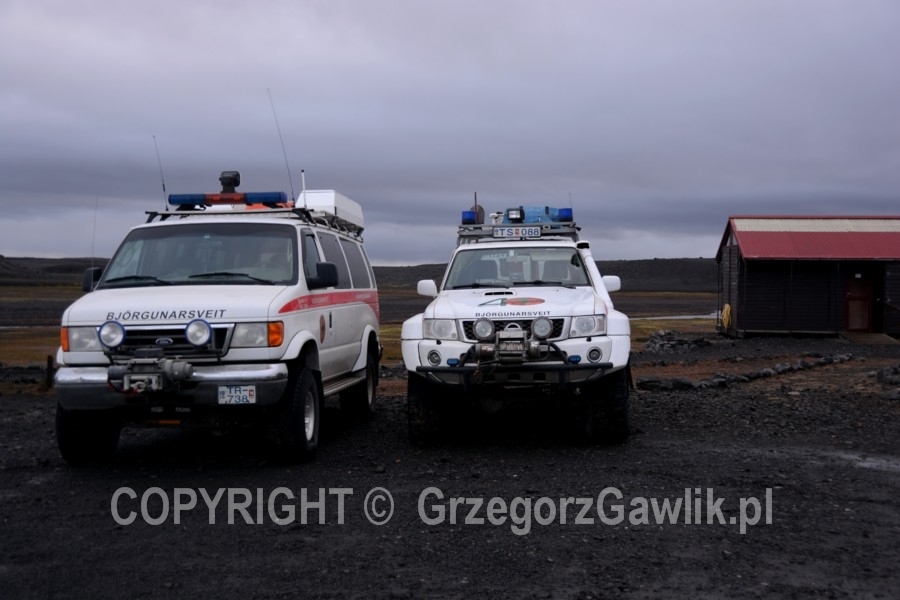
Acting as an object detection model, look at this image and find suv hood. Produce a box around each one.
[62,286,288,325]
[426,287,601,319]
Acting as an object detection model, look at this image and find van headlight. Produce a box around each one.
[570,315,606,337]
[423,319,458,340]
[64,326,103,352]
[232,322,284,348]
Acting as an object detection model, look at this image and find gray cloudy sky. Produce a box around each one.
[2,0,898,265]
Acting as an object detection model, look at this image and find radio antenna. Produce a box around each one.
[267,88,296,201]
[90,196,99,270]
[152,135,167,210]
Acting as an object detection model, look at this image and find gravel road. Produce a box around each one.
[1,335,898,599]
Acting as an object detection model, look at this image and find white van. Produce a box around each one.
[55,172,381,464]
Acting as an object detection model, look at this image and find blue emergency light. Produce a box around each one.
[461,210,478,224]
[168,191,289,207]
[501,206,574,225]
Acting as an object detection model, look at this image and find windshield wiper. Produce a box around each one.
[102,275,174,286]
[451,281,510,290]
[513,280,575,289]
[188,271,275,284]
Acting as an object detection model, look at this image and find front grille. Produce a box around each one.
[462,318,565,342]
[112,325,231,358]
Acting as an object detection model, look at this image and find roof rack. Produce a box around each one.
[144,206,365,238]
[457,223,580,245]
[143,171,366,238]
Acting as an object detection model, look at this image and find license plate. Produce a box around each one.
[493,226,541,238]
[218,385,256,404]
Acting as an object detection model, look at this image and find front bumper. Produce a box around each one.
[404,335,629,388]
[416,360,615,387]
[55,362,289,410]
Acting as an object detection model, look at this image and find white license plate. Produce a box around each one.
[493,226,541,238]
[218,385,257,404]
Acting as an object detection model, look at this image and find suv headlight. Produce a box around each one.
[423,319,458,340]
[570,315,606,337]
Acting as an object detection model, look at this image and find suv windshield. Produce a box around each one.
[98,223,297,288]
[444,246,590,290]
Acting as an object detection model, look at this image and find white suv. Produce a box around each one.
[55,172,381,464]
[401,205,630,444]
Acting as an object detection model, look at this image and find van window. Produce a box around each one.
[302,232,321,278]
[340,238,372,289]
[316,232,351,289]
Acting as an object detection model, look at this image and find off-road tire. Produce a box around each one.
[580,367,630,444]
[271,368,321,463]
[56,405,121,466]
[407,373,442,446]
[599,367,631,443]
[340,349,378,420]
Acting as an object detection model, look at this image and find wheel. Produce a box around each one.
[407,373,442,446]
[580,367,630,444]
[271,368,321,463]
[56,404,121,466]
[340,349,378,419]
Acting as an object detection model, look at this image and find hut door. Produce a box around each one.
[845,272,872,332]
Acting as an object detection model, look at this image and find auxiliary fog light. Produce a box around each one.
[185,319,213,347]
[427,350,442,366]
[588,347,603,363]
[473,318,495,341]
[98,321,126,349]
[531,317,553,339]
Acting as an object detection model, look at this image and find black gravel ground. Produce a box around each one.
[1,335,898,599]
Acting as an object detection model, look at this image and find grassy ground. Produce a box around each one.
[0,327,59,367]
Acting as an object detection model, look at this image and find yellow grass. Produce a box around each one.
[0,327,59,367]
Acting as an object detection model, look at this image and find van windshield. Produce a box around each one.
[98,223,297,288]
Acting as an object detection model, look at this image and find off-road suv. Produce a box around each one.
[401,205,630,444]
[55,172,381,464]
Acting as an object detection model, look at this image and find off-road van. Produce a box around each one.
[55,172,381,464]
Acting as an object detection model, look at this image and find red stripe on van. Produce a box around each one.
[278,290,380,321]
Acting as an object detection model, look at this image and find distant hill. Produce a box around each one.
[0,256,717,292]
[373,258,717,292]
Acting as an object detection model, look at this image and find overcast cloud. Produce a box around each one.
[2,0,898,264]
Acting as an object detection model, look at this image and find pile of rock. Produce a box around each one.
[642,330,711,354]
[874,365,900,400]
[636,353,855,391]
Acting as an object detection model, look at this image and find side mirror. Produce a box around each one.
[82,267,103,292]
[601,275,621,293]
[417,279,438,297]
[307,262,339,290]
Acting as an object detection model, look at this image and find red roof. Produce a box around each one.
[719,216,900,260]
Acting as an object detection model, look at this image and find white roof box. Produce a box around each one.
[298,190,365,231]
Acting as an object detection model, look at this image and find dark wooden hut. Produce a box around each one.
[716,216,900,337]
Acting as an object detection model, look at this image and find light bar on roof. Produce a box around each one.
[501,206,574,224]
[168,192,289,207]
